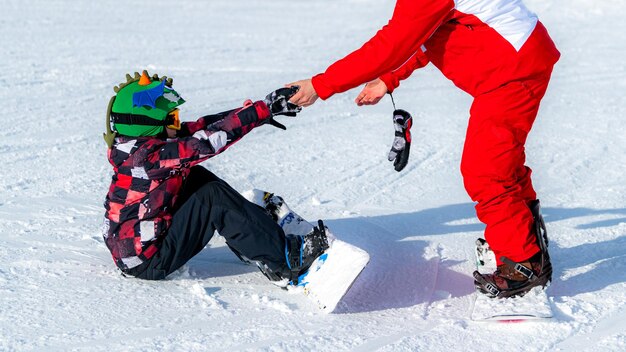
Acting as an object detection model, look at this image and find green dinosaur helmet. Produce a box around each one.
[109,70,185,137]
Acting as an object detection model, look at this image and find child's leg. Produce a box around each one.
[173,165,228,210]
[132,166,288,280]
[461,71,552,265]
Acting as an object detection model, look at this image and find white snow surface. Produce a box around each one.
[1,0,625,351]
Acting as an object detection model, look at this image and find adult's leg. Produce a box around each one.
[133,166,288,280]
[461,72,552,265]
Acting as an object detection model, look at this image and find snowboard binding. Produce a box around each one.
[255,219,330,287]
[286,220,330,285]
[241,188,369,312]
[473,200,552,298]
[261,191,284,223]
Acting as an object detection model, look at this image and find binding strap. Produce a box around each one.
[501,256,536,281]
[473,271,500,297]
[285,235,304,284]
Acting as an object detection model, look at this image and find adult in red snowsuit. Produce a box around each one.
[288,0,560,294]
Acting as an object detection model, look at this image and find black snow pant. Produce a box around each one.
[125,166,288,280]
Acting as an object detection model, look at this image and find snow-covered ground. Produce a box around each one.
[1,0,625,350]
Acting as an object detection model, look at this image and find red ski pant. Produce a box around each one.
[461,70,553,265]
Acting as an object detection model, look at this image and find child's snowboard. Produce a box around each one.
[471,238,552,321]
[242,189,370,313]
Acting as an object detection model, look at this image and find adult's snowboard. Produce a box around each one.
[242,189,370,313]
[471,238,552,321]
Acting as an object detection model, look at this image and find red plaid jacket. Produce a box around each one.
[103,101,271,270]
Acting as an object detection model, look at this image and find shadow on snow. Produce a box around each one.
[181,203,626,313]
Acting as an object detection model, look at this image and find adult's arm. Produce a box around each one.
[312,0,454,100]
[379,48,430,94]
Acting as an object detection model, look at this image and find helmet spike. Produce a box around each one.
[113,86,119,93]
[125,73,133,82]
[138,70,152,86]
[134,72,140,79]
[152,74,159,80]
[166,78,173,87]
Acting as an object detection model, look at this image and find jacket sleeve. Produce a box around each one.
[149,101,271,170]
[379,48,430,93]
[311,0,454,100]
[179,109,235,136]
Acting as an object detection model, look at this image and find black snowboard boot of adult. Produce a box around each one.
[285,220,330,285]
[473,200,552,298]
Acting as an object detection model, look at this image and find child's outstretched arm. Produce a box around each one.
[144,87,302,172]
[160,101,271,168]
[179,87,301,136]
[177,106,248,137]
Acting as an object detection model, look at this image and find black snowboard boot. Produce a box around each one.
[255,220,330,287]
[285,220,330,285]
[473,200,552,298]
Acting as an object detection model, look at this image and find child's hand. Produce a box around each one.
[264,87,302,117]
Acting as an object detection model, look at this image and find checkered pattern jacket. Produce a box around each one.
[103,101,271,270]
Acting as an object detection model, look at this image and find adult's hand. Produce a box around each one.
[285,79,319,107]
[355,78,388,106]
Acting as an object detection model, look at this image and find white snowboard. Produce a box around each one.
[242,189,370,313]
[471,238,552,321]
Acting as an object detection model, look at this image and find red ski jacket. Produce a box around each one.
[103,101,271,270]
[311,0,560,98]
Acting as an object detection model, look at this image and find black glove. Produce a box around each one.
[388,109,413,172]
[263,86,302,130]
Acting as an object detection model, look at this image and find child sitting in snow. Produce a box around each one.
[101,70,328,284]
